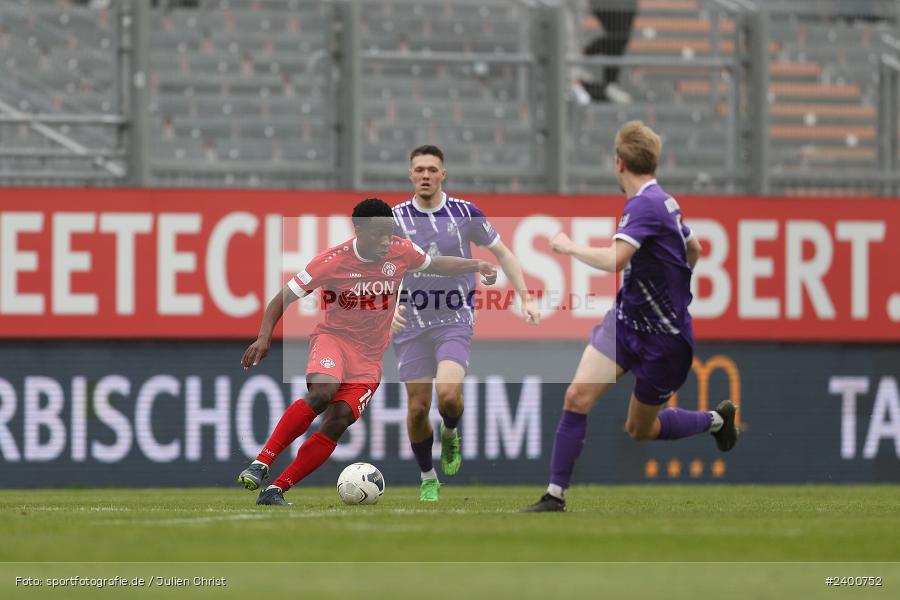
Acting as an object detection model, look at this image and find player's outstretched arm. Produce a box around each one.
[241,285,300,369]
[425,256,498,285]
[550,232,636,273]
[488,241,540,325]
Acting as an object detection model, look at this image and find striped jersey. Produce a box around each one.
[392,192,500,335]
[613,179,695,341]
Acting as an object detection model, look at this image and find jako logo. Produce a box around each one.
[348,273,362,278]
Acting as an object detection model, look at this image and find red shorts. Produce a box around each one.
[307,333,381,420]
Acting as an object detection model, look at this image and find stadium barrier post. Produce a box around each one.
[338,0,362,191]
[125,0,151,187]
[878,55,900,197]
[747,5,770,196]
[545,4,568,194]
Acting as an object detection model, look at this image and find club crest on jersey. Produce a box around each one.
[320,357,336,369]
[426,243,441,257]
[382,262,397,276]
[447,221,458,234]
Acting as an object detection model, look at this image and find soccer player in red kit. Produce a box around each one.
[237,198,498,506]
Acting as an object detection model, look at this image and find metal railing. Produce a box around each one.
[758,0,900,195]
[0,0,129,185]
[0,0,898,195]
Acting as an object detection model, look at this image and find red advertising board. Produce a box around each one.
[1,188,898,341]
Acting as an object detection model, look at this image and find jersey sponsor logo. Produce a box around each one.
[350,281,396,296]
[619,213,630,228]
[322,281,396,310]
[298,270,312,285]
[382,262,397,277]
[320,357,336,369]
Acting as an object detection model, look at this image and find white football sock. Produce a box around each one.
[547,484,566,500]
[420,469,438,482]
[251,460,268,468]
[266,484,282,492]
[441,425,457,440]
[709,411,724,432]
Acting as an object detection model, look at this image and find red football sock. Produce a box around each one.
[256,399,317,465]
[273,432,337,491]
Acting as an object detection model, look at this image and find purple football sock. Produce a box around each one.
[439,409,461,430]
[549,410,588,489]
[656,408,713,440]
[410,431,434,473]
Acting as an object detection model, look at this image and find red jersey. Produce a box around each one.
[287,237,430,356]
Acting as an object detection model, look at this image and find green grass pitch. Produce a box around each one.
[3,485,899,599]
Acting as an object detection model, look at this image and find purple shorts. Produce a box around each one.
[590,311,693,406]
[393,322,473,381]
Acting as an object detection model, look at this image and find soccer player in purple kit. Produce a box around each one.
[522,121,739,512]
[391,145,541,502]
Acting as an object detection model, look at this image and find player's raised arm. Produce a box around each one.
[550,232,636,273]
[487,240,540,325]
[241,285,303,369]
[423,255,498,285]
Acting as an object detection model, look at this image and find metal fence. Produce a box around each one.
[0,0,898,195]
[0,0,129,185]
[760,0,900,195]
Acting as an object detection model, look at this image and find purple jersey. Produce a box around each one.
[613,179,694,341]
[392,193,500,334]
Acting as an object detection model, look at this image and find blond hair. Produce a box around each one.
[614,121,662,175]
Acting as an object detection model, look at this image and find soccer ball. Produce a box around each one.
[337,463,385,505]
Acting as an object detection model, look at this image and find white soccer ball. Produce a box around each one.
[337,463,385,505]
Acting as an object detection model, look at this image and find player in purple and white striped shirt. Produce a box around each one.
[391,145,540,502]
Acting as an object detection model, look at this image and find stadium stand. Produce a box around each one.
[358,0,543,192]
[0,0,121,183]
[569,0,740,193]
[148,0,338,187]
[0,0,897,193]
[569,0,898,194]
[762,0,894,195]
